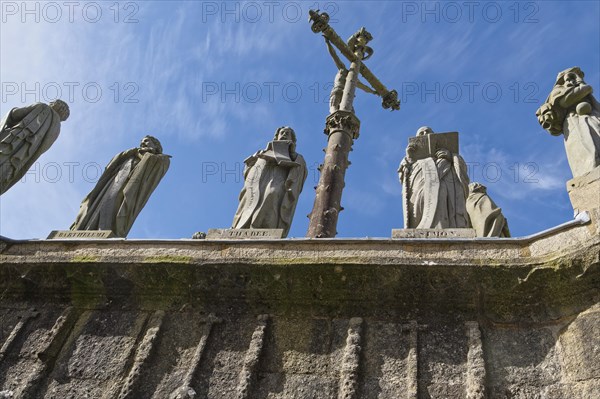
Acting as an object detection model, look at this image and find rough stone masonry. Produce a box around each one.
[0,199,598,398]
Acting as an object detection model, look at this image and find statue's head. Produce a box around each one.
[274,126,296,143]
[555,67,584,88]
[416,126,434,136]
[49,99,70,122]
[139,135,163,154]
[469,182,487,194]
[536,103,562,136]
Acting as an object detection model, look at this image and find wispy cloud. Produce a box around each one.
[1,1,597,239]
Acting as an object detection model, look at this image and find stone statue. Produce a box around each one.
[324,38,377,114]
[0,100,70,195]
[536,67,600,177]
[399,127,470,229]
[466,182,510,237]
[232,127,307,238]
[71,136,170,238]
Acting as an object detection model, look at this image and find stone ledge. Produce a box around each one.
[0,225,598,399]
[0,215,596,266]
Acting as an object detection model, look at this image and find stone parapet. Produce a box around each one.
[0,218,598,398]
[567,166,600,234]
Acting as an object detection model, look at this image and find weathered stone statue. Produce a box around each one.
[0,100,70,195]
[536,67,600,177]
[466,182,510,237]
[325,38,377,114]
[232,127,307,238]
[71,136,170,238]
[399,127,470,229]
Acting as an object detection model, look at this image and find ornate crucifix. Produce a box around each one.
[307,10,401,238]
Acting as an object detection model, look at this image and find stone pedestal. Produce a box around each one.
[206,228,284,239]
[48,230,115,239]
[567,166,600,235]
[392,228,476,239]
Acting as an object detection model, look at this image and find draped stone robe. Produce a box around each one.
[466,190,510,237]
[561,94,600,177]
[0,103,62,195]
[71,149,170,237]
[232,144,307,238]
[401,153,470,229]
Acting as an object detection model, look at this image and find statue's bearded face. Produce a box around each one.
[276,128,294,142]
[416,126,433,136]
[564,72,583,88]
[140,136,161,154]
[49,99,70,122]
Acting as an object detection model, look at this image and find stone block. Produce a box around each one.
[206,228,284,239]
[566,166,600,214]
[392,228,476,238]
[47,230,115,239]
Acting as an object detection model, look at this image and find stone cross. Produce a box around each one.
[306,10,401,238]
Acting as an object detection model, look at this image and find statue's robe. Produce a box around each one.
[466,191,510,237]
[232,145,307,238]
[0,103,62,195]
[71,149,170,237]
[545,86,600,177]
[402,154,470,229]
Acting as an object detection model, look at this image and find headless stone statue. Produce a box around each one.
[536,67,600,178]
[71,136,170,238]
[232,127,307,238]
[466,182,510,237]
[0,100,70,195]
[399,127,470,229]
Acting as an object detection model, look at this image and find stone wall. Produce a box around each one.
[0,215,598,398]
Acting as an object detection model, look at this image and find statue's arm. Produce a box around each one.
[435,148,452,161]
[285,155,307,193]
[325,38,347,71]
[3,104,40,128]
[398,158,409,183]
[357,80,378,94]
[560,84,593,108]
[242,153,259,180]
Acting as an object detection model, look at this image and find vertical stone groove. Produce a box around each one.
[338,317,364,399]
[0,309,38,363]
[465,321,486,399]
[12,307,79,398]
[404,320,420,399]
[170,313,221,399]
[117,310,165,399]
[235,314,270,399]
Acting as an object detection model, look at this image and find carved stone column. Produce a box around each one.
[307,110,360,238]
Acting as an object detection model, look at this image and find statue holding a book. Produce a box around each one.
[232,126,307,238]
[399,127,470,229]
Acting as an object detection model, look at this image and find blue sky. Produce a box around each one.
[1,0,599,239]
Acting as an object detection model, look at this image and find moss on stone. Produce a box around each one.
[72,255,100,263]
[143,255,193,264]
